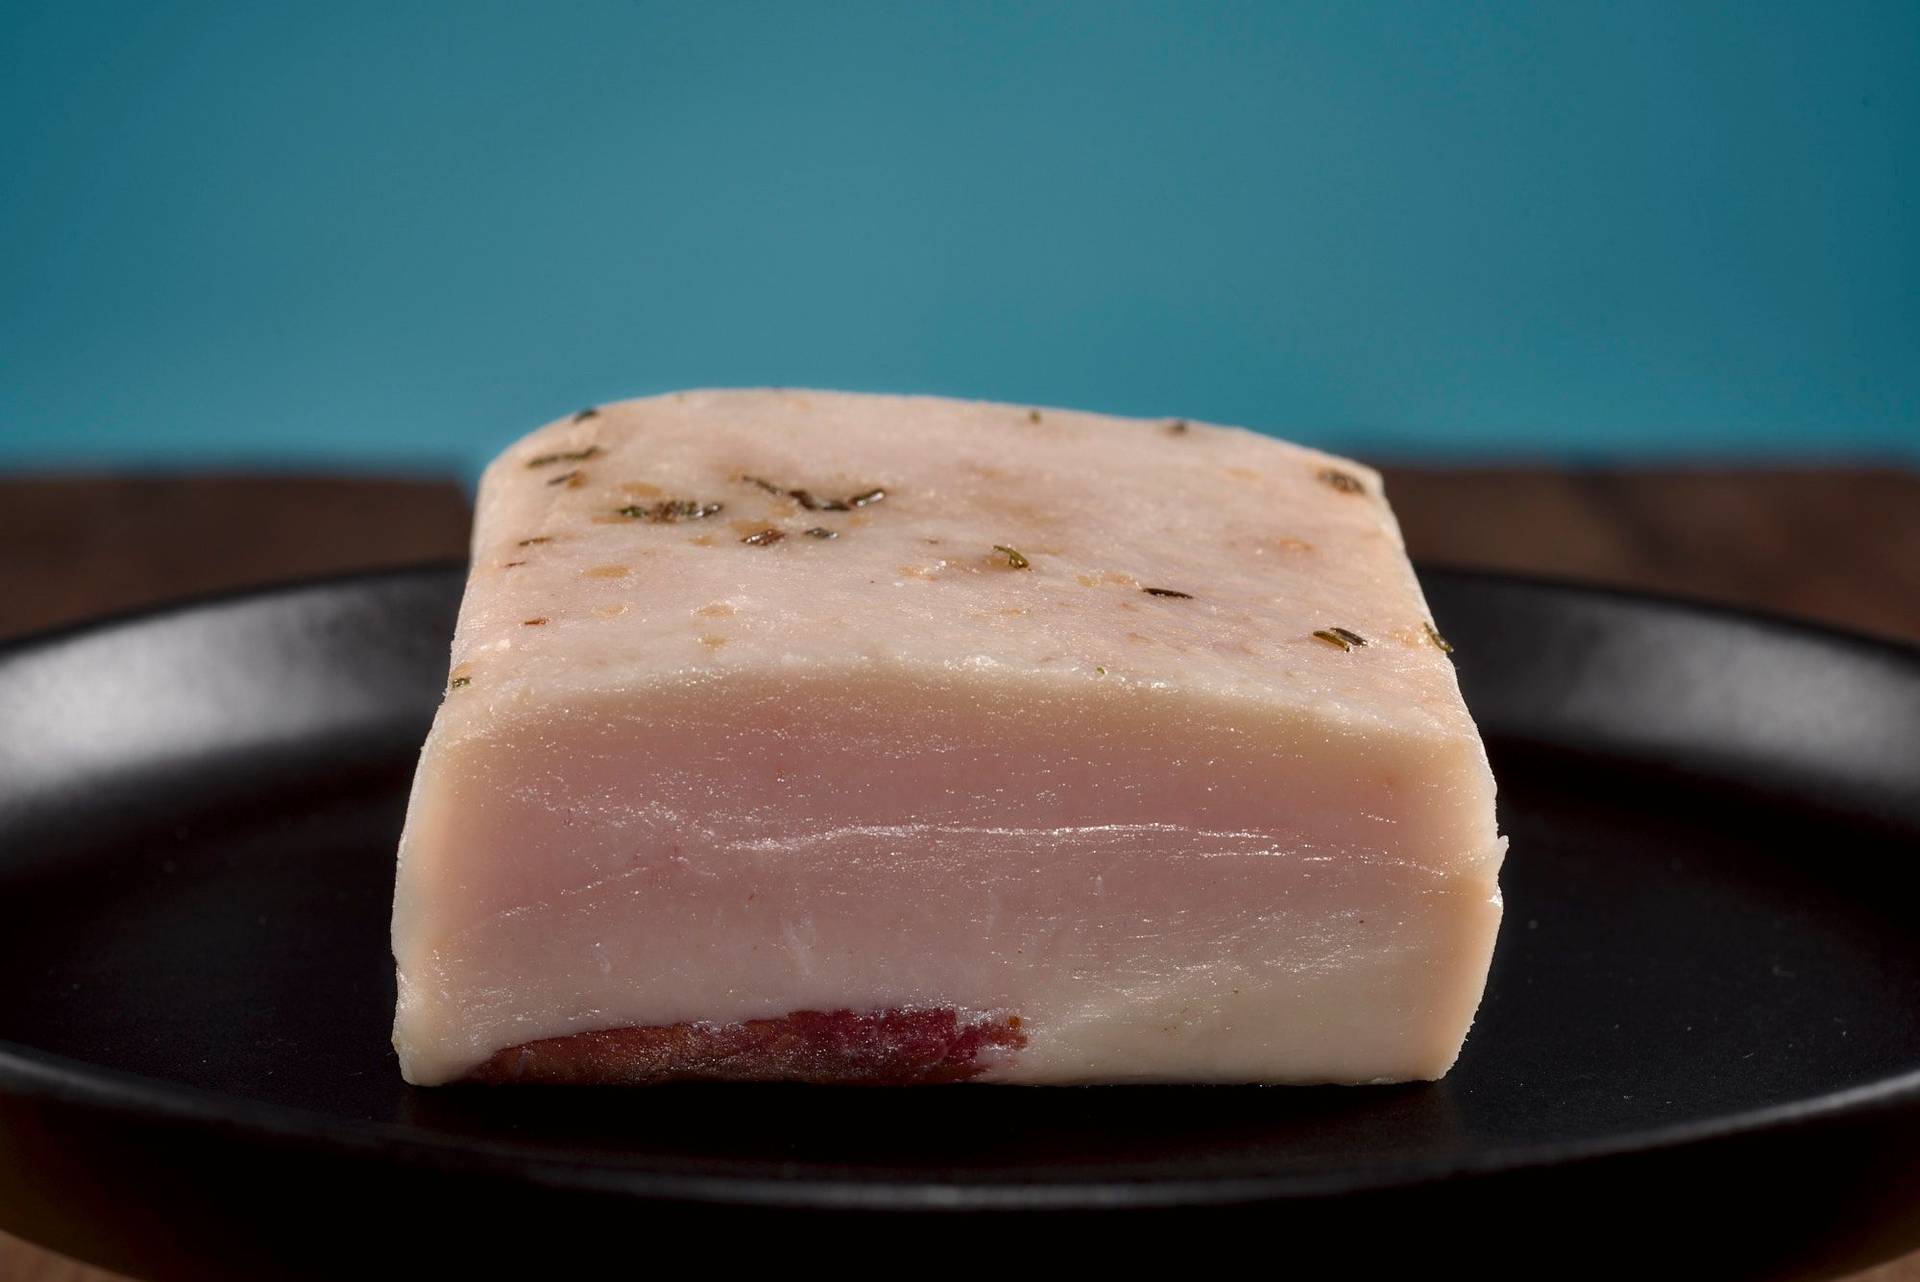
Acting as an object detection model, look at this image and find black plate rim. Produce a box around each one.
[6,558,1917,671]
[3,564,1919,1214]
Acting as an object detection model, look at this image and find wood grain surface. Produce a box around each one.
[1,468,1916,1281]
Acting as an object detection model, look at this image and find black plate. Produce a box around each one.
[2,567,1919,1280]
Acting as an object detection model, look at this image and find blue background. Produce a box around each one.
[3,1,1915,474]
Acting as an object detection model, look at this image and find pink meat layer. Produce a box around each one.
[470,1008,1028,1084]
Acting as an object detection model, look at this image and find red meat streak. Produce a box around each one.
[467,1007,1028,1084]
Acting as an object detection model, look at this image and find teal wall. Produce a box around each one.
[3,1,1915,473]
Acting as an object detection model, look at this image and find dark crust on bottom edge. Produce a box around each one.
[466,1007,1028,1085]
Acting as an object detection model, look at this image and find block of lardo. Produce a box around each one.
[392,390,1505,1086]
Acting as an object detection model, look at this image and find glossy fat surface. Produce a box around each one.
[393,390,1505,1085]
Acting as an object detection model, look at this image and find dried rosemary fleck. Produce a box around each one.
[1028,409,1043,423]
[571,407,599,423]
[1167,420,1189,435]
[615,500,724,522]
[522,617,549,626]
[501,560,527,568]
[447,675,471,690]
[1423,621,1454,654]
[1312,626,1370,651]
[546,469,583,487]
[741,528,787,546]
[1142,587,1193,599]
[516,536,552,547]
[790,489,851,512]
[1094,665,1107,676]
[804,527,838,539]
[526,446,601,468]
[1316,468,1366,495]
[993,544,1031,569]
[738,475,874,511]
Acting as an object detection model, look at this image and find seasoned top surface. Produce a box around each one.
[447,389,1472,739]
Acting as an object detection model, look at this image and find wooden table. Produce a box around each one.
[2,469,1916,1281]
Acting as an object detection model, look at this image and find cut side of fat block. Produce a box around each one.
[391,390,1505,1086]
